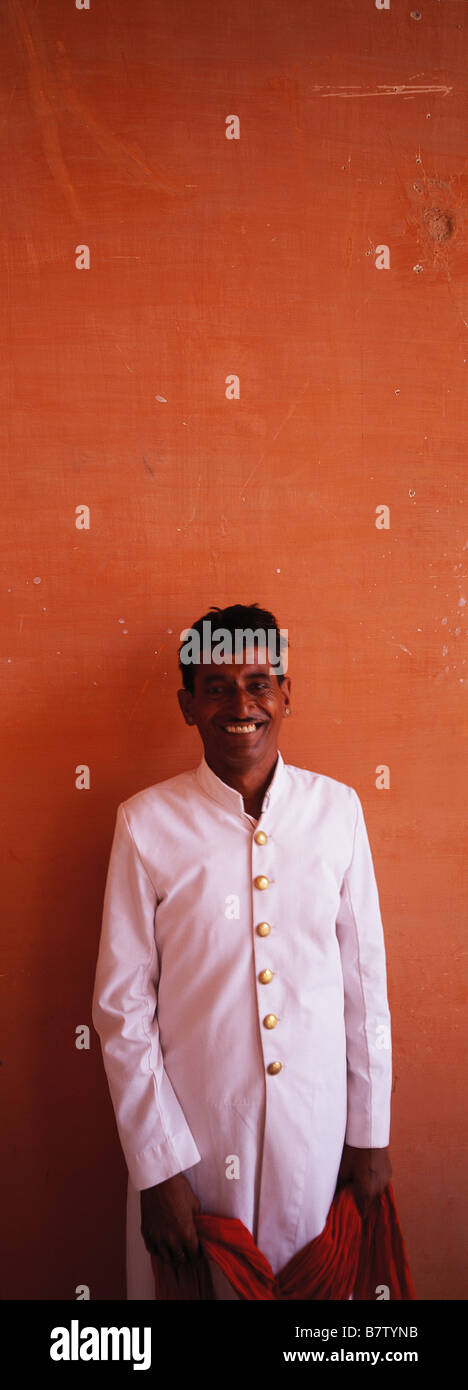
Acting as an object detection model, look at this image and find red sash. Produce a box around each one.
[152,1182,416,1300]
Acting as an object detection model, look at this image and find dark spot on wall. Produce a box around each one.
[424,208,453,241]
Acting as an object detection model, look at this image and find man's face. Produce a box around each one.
[178,647,291,774]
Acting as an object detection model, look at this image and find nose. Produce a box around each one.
[227,688,256,718]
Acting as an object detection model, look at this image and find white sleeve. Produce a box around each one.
[335,788,392,1149]
[92,803,201,1189]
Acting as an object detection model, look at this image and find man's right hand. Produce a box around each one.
[140,1173,201,1264]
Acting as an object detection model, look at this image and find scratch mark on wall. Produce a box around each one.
[127,671,156,723]
[127,644,169,723]
[176,474,202,530]
[11,0,81,217]
[241,379,310,493]
[0,80,18,137]
[9,6,182,212]
[56,40,179,197]
[314,83,452,98]
[444,262,468,331]
[114,344,134,373]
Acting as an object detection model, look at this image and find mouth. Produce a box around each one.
[219,720,267,736]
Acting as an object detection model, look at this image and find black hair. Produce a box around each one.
[178,602,288,695]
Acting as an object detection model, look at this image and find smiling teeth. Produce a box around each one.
[224,723,257,733]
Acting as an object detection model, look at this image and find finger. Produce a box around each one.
[152,1235,172,1263]
[156,1241,176,1265]
[141,1231,159,1256]
[168,1246,187,1267]
[184,1236,202,1261]
[349,1184,365,1216]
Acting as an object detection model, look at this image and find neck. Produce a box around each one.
[205,750,279,819]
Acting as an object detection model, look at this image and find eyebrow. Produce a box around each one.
[201,669,273,686]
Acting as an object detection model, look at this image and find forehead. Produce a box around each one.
[195,655,278,690]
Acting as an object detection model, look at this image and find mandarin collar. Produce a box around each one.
[194,749,286,819]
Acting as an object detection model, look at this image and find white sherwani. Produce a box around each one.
[92,751,392,1299]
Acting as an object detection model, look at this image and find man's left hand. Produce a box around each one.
[335,1144,392,1220]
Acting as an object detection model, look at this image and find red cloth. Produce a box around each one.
[151,1182,416,1300]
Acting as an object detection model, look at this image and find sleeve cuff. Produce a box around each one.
[345,1114,391,1148]
[126,1128,202,1191]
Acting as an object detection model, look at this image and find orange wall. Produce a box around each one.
[2,0,467,1300]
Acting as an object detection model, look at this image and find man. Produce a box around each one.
[92,602,392,1300]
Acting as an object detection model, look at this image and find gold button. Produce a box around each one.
[267,1061,282,1075]
[258,969,273,984]
[263,1014,278,1029]
[256,922,271,937]
[254,830,268,845]
[254,875,269,890]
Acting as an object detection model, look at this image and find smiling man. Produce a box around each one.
[92,602,392,1300]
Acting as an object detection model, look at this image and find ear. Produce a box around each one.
[281,676,291,714]
[177,688,196,725]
